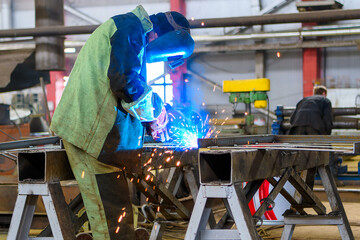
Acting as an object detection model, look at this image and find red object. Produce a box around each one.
[46,71,65,117]
[302,48,321,97]
[302,3,322,98]
[248,198,256,215]
[259,180,277,220]
[170,0,188,106]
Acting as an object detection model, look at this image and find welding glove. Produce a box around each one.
[149,106,169,142]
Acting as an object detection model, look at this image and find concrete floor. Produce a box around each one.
[1,158,359,239]
[0,200,359,239]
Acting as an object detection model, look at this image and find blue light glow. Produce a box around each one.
[166,109,210,149]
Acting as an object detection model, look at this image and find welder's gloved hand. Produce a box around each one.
[149,106,169,142]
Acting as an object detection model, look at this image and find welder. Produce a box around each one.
[50,5,194,240]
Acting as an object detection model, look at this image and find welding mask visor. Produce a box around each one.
[146,29,194,69]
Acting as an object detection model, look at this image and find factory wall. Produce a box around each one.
[2,0,360,113]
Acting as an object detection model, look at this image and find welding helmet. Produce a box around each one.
[147,12,194,69]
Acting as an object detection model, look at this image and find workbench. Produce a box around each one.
[185,135,359,240]
[3,135,359,239]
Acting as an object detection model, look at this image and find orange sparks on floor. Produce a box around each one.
[115,226,120,234]
[81,171,85,179]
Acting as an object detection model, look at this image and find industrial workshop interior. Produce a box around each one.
[1,0,360,239]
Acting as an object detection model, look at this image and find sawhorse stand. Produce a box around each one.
[185,149,354,240]
[7,150,76,240]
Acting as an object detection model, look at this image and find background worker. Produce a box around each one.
[50,5,194,240]
[289,85,333,135]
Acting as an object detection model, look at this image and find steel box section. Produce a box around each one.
[199,149,329,184]
[18,149,73,183]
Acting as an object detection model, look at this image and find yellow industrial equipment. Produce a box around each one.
[223,78,270,127]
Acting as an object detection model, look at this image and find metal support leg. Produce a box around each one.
[7,182,76,240]
[281,224,295,240]
[7,195,38,240]
[149,222,165,240]
[184,167,216,228]
[318,165,354,240]
[185,185,208,240]
[185,184,260,240]
[228,185,259,239]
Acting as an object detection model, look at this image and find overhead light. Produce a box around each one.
[64,48,76,53]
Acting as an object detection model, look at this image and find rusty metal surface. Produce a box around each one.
[17,149,74,182]
[199,135,360,154]
[1,9,360,38]
[198,135,275,148]
[199,149,329,184]
[0,136,60,150]
[190,9,360,28]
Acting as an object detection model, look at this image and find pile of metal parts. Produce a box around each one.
[1,134,359,239]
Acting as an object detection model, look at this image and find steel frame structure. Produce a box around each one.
[184,135,358,240]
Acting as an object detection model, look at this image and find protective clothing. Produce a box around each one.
[50,5,193,239]
[63,140,134,240]
[289,95,333,135]
[146,29,194,69]
[51,5,160,158]
[50,6,163,240]
[148,106,169,142]
[148,11,194,69]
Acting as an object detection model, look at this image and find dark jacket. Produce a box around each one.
[290,95,333,135]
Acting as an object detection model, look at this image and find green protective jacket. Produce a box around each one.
[50,6,156,159]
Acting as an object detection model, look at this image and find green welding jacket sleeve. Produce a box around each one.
[107,15,147,104]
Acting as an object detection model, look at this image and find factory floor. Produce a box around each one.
[0,159,359,239]
[0,200,359,239]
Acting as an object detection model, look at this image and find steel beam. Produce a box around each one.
[190,9,360,28]
[280,107,360,116]
[17,149,74,182]
[0,136,60,150]
[0,9,360,38]
[198,135,275,148]
[199,135,360,147]
[199,149,328,184]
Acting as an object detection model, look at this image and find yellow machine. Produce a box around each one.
[223,78,270,126]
